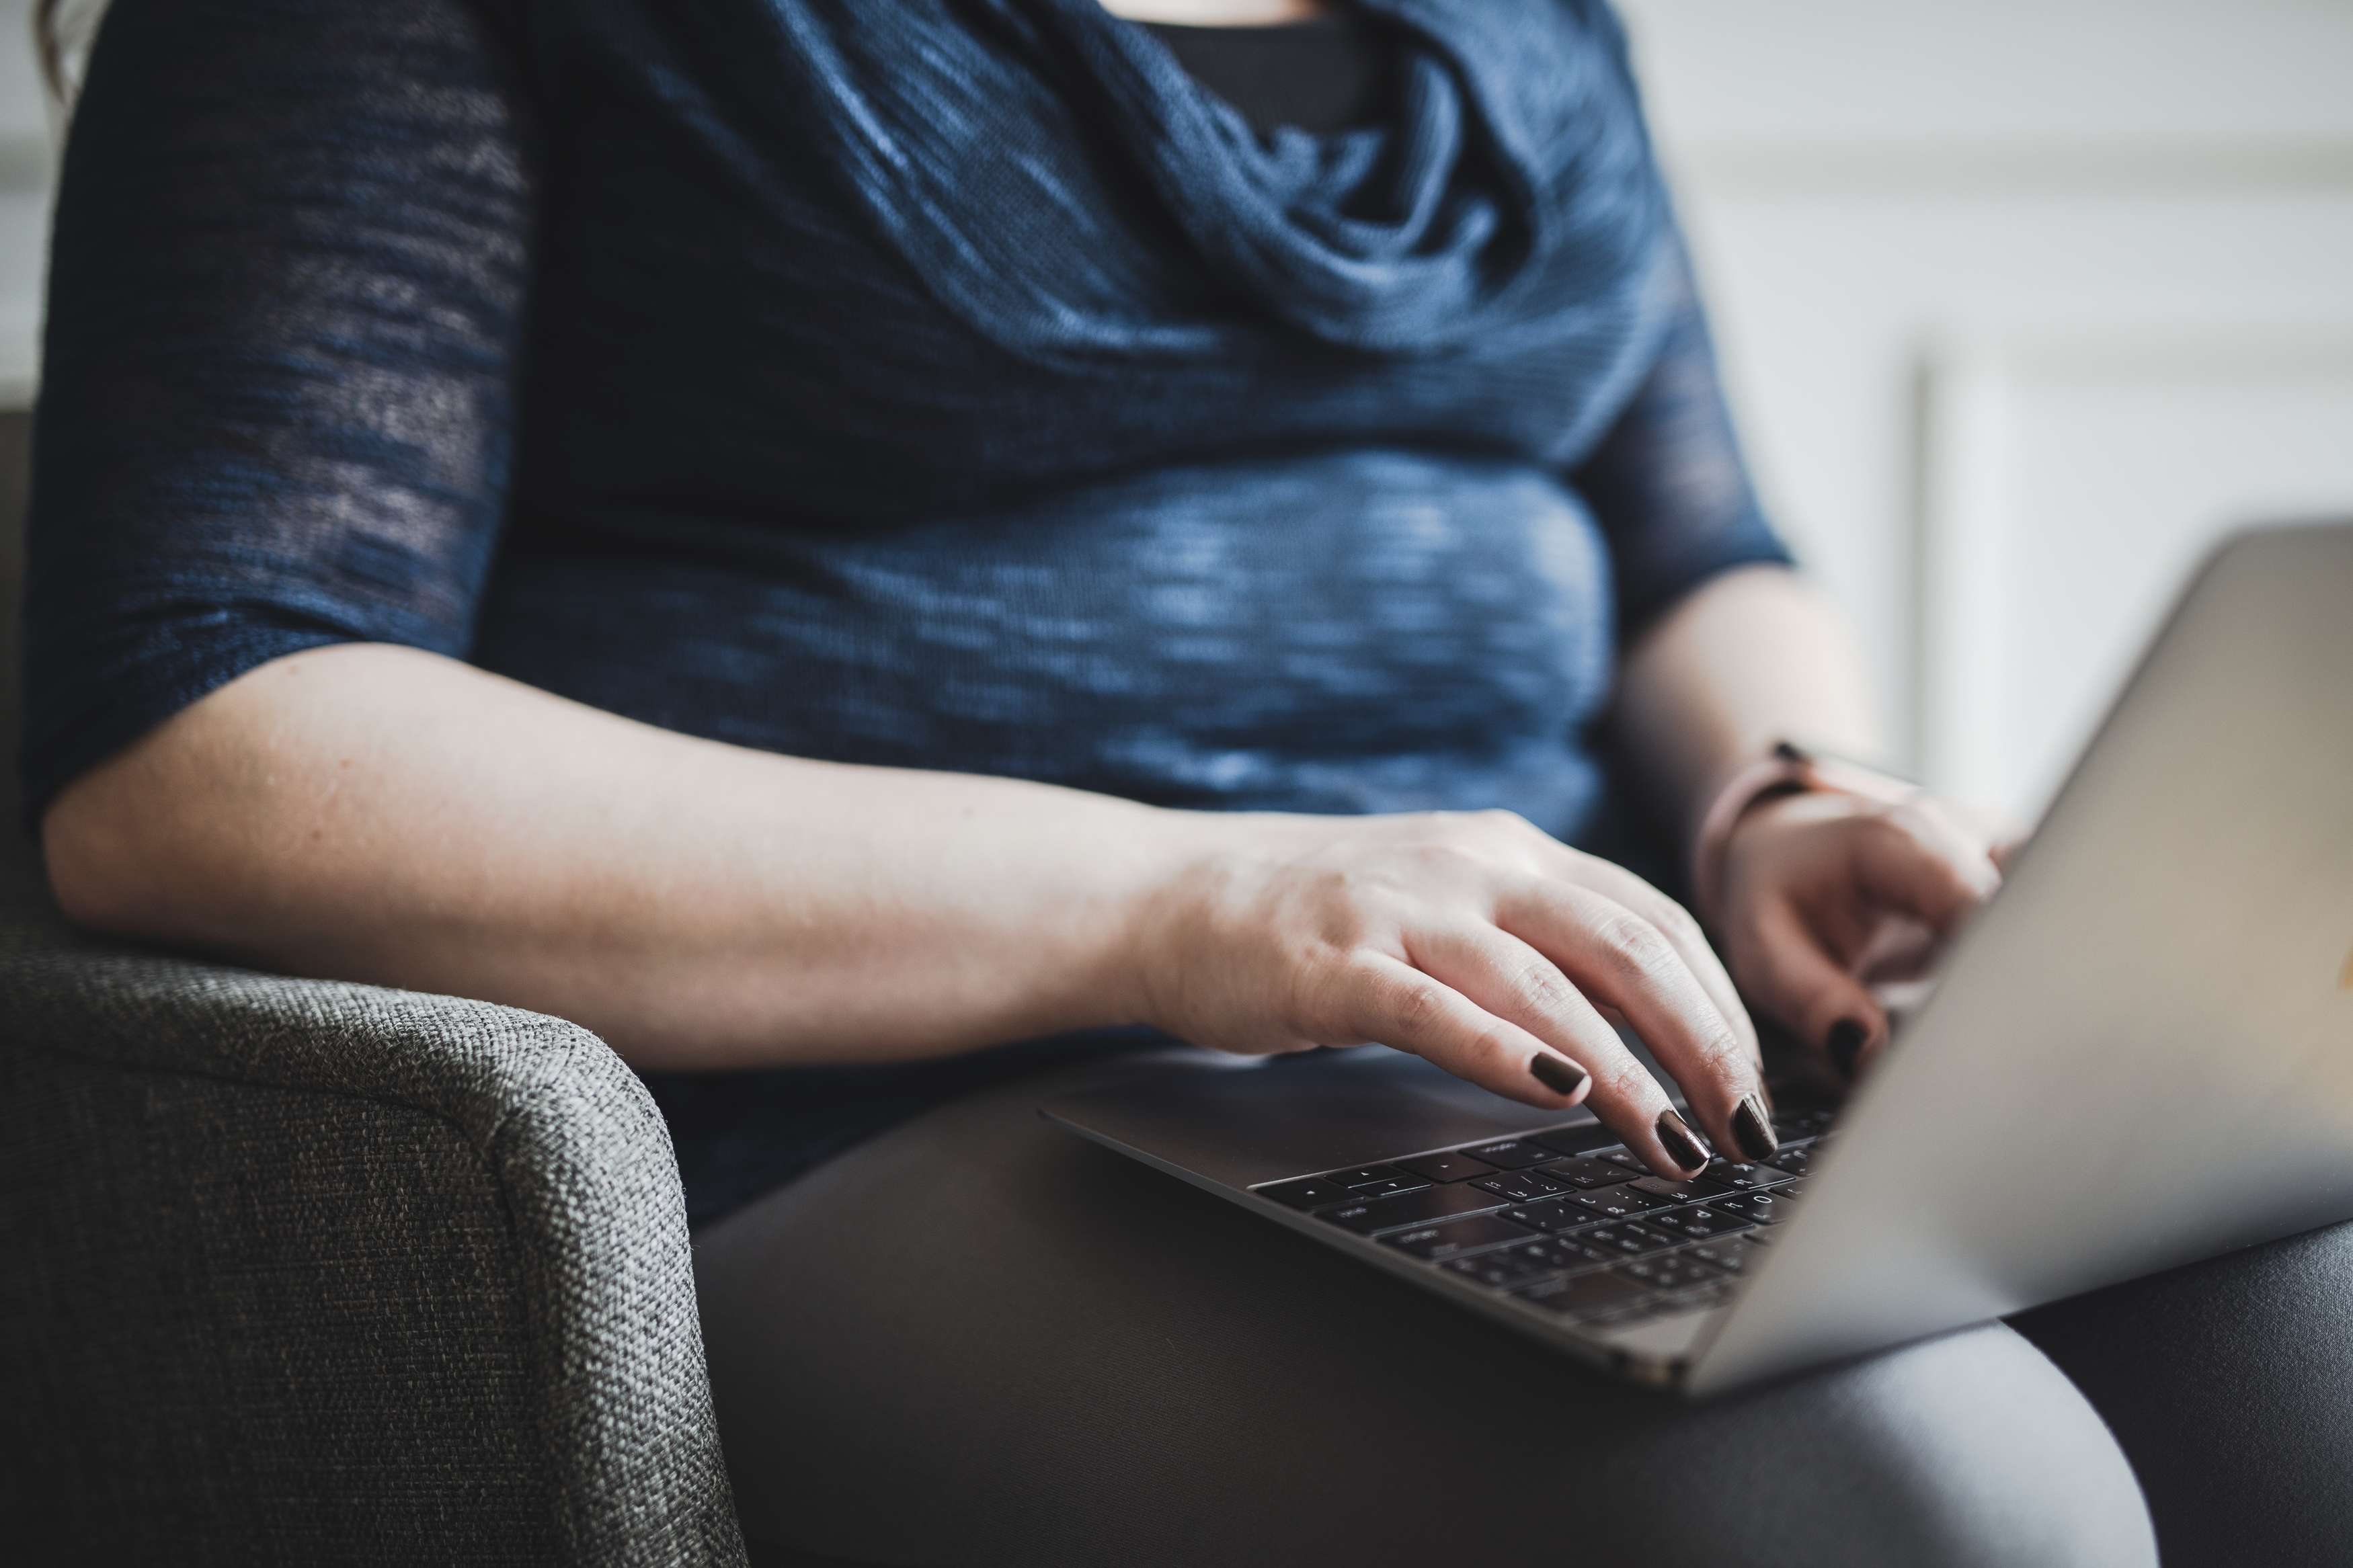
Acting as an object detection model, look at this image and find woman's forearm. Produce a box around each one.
[1613,565,1882,854]
[41,638,1797,1169]
[42,573,1882,1076]
[42,643,1185,1069]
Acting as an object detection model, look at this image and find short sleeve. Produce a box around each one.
[1571,243,1794,642]
[19,0,536,823]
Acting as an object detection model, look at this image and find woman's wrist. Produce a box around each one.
[1101,804,1274,1035]
[1689,741,1919,928]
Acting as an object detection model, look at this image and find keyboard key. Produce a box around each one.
[1773,1109,1836,1139]
[1527,1125,1619,1159]
[1683,1235,1766,1275]
[1573,1186,1676,1220]
[1536,1157,1636,1190]
[1498,1200,1591,1234]
[1703,1159,1796,1191]
[1577,1221,1682,1257]
[1580,1302,1667,1329]
[1513,1236,1618,1274]
[1324,1165,1414,1188]
[1319,1182,1510,1235]
[1712,1190,1800,1225]
[1597,1147,1647,1171]
[1382,1213,1533,1261]
[1445,1250,1548,1288]
[1472,1169,1569,1203]
[1768,1146,1822,1177]
[1516,1270,1651,1317]
[1394,1151,1497,1184]
[1649,1279,1737,1317]
[1348,1175,1435,1200]
[1629,1175,1732,1206]
[1461,1139,1561,1170]
[1254,1177,1355,1210]
[1650,1206,1755,1240]
[1616,1257,1720,1294]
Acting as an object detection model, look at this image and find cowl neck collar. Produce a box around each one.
[756,0,1667,362]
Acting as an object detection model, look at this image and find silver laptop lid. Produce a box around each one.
[1689,523,2353,1393]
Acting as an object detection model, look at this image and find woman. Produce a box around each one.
[21,1,2344,1563]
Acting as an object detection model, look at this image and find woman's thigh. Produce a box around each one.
[2013,1219,2353,1568]
[695,1053,2154,1568]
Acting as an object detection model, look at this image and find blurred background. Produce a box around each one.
[0,0,2344,823]
[1622,0,2353,820]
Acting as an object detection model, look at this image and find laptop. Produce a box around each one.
[1042,522,2353,1395]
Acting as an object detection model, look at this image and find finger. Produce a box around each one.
[1411,925,1737,1174]
[1404,923,1636,1098]
[1562,852,1761,1063]
[1924,793,2027,860]
[1332,950,1589,1110]
[1859,804,1999,935]
[1347,949,1706,1176]
[1404,923,1625,1077]
[1739,895,1891,1083]
[1500,883,1769,1167]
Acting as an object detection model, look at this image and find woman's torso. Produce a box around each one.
[478,0,1675,833]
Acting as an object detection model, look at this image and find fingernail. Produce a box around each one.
[1655,1109,1709,1173]
[1827,1018,1867,1081]
[1529,1053,1588,1097]
[1732,1092,1779,1161]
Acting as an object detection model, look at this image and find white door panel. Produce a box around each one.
[1620,0,2353,799]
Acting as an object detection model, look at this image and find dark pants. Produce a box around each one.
[692,1047,2346,1568]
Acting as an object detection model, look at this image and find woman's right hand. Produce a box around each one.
[1127,809,1780,1175]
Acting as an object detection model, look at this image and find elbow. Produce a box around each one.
[35,651,395,957]
[41,772,177,937]
[39,727,270,947]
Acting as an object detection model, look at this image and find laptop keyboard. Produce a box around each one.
[1252,1109,1833,1331]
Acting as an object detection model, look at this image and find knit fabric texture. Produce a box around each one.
[24,0,1786,824]
[20,0,1789,1221]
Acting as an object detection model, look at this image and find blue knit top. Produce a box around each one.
[23,0,1790,1223]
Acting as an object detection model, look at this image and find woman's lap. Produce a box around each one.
[694,1050,2163,1567]
[2013,1219,2353,1567]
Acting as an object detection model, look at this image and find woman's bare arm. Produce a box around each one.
[44,643,1183,1069]
[1612,563,1882,843]
[43,640,1780,1171]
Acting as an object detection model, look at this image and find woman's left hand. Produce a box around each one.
[1711,787,2007,1083]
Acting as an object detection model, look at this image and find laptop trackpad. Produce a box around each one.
[1041,1044,1618,1190]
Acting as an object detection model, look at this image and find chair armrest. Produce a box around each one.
[0,888,748,1566]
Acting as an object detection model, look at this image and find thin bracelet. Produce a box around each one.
[1689,741,1921,928]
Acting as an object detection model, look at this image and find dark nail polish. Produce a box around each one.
[1827,1018,1867,1081]
[1732,1093,1780,1161]
[1655,1109,1708,1173]
[1529,1053,1588,1097]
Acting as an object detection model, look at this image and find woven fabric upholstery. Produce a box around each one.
[0,884,750,1565]
[0,897,750,1565]
[1,401,744,1563]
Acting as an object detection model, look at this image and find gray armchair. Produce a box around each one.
[0,410,750,1566]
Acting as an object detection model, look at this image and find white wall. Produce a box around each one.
[1619,0,2353,817]
[0,1,2347,817]
[0,0,49,405]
